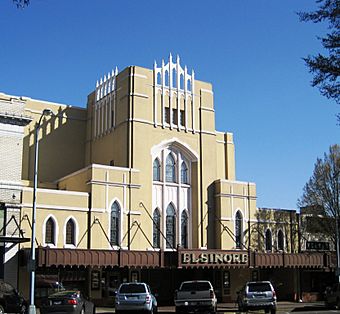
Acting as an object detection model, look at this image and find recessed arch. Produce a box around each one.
[277,229,284,251]
[43,214,58,247]
[153,208,161,248]
[265,228,272,251]
[181,210,189,248]
[110,200,121,247]
[166,203,176,249]
[235,210,243,249]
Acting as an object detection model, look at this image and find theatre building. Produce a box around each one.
[0,55,336,305]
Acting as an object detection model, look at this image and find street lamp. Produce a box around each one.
[28,108,54,314]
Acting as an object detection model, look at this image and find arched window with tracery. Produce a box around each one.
[166,154,176,182]
[110,202,120,246]
[45,217,55,245]
[153,158,161,181]
[181,211,188,248]
[66,219,75,245]
[235,211,243,249]
[265,229,272,251]
[166,204,176,248]
[181,161,188,184]
[277,229,284,251]
[153,208,161,248]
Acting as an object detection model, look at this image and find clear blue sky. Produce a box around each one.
[1,0,338,209]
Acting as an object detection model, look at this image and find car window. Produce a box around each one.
[119,284,146,293]
[247,283,272,292]
[50,290,79,297]
[180,282,211,291]
[0,282,15,294]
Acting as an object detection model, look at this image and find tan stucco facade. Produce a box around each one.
[5,56,327,305]
[17,57,267,254]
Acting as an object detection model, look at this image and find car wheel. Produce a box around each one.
[0,305,4,314]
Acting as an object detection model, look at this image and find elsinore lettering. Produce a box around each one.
[181,252,248,264]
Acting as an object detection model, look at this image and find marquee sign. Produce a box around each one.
[179,250,249,267]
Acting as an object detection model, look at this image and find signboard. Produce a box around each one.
[179,250,248,267]
[306,241,330,251]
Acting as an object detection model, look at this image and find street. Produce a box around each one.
[95,302,340,313]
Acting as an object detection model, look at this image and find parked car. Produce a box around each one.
[0,279,27,314]
[174,280,217,314]
[39,290,95,314]
[325,283,340,309]
[237,281,277,314]
[115,282,158,314]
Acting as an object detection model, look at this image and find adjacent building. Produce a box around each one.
[0,55,336,305]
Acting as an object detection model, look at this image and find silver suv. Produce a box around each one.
[174,280,217,314]
[115,282,157,314]
[237,281,277,314]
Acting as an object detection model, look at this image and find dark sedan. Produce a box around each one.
[40,290,95,314]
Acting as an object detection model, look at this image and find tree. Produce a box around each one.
[298,144,340,245]
[13,0,29,8]
[299,0,340,106]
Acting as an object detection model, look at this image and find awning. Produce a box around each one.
[0,236,30,243]
[36,247,166,268]
[31,247,336,270]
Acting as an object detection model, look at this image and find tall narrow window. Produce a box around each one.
[265,229,272,251]
[235,211,243,249]
[153,209,161,248]
[181,211,188,248]
[172,109,178,124]
[153,159,161,181]
[181,161,188,184]
[165,107,170,124]
[278,229,284,251]
[180,110,185,126]
[166,154,176,182]
[166,204,176,249]
[110,202,120,246]
[45,217,55,245]
[66,219,75,245]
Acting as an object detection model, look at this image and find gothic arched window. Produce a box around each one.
[181,211,188,248]
[66,219,75,245]
[153,208,161,248]
[166,204,176,248]
[181,161,188,184]
[265,229,272,251]
[110,202,120,246]
[235,211,243,249]
[166,154,176,183]
[45,217,55,245]
[278,229,284,251]
[153,158,161,181]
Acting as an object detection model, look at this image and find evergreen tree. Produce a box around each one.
[299,0,340,107]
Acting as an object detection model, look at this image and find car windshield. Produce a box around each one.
[248,283,271,292]
[180,282,211,291]
[119,284,146,293]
